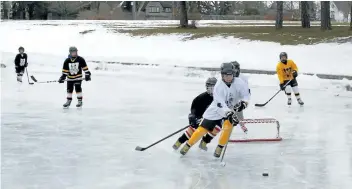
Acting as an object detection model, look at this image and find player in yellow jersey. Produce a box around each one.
[276,52,304,105]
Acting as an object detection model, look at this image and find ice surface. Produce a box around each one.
[1,63,352,189]
[1,21,352,75]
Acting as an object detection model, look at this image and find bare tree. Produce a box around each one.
[0,1,7,19]
[49,2,85,19]
[320,1,331,30]
[179,1,188,28]
[301,1,310,28]
[276,1,283,29]
[11,2,26,19]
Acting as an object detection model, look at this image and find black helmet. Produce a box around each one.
[206,77,217,95]
[220,62,235,75]
[69,46,78,52]
[206,77,217,86]
[230,61,240,77]
[279,52,287,59]
[18,46,24,51]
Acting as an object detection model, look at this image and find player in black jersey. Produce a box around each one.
[58,46,91,108]
[172,77,218,151]
[14,46,28,82]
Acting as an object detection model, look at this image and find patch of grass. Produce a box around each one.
[119,26,352,45]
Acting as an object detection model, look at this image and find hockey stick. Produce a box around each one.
[254,80,292,107]
[25,68,34,85]
[135,125,189,151]
[30,75,83,83]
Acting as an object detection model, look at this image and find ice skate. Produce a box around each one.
[172,140,182,150]
[76,99,83,107]
[17,76,22,82]
[63,99,72,108]
[198,140,208,151]
[180,143,190,156]
[214,145,223,158]
[297,98,304,106]
[287,98,292,105]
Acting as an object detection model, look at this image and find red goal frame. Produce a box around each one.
[229,118,282,142]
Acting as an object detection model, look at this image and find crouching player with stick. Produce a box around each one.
[172,77,218,150]
[179,63,250,157]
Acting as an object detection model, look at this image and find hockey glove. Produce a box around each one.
[188,113,197,127]
[233,101,247,112]
[225,111,239,125]
[85,72,91,81]
[280,83,286,91]
[292,70,298,78]
[58,75,66,83]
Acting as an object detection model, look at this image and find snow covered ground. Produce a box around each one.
[1,20,352,75]
[1,21,352,189]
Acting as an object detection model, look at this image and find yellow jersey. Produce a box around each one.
[276,60,298,84]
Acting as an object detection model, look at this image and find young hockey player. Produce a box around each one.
[276,52,304,105]
[14,46,28,82]
[172,77,217,151]
[179,63,250,157]
[58,46,91,108]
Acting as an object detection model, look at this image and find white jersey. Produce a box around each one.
[203,77,250,120]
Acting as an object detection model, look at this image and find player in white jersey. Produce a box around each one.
[180,63,250,157]
[197,61,250,151]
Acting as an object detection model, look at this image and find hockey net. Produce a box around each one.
[229,118,282,142]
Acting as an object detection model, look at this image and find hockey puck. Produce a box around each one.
[262,173,269,176]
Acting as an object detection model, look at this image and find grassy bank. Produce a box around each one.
[119,26,352,45]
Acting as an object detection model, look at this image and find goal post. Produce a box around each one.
[229,118,282,142]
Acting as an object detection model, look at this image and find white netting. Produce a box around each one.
[230,118,282,142]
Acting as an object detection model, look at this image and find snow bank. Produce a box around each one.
[0,20,351,75]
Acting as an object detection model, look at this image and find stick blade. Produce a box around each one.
[255,103,266,107]
[30,75,38,82]
[135,146,146,151]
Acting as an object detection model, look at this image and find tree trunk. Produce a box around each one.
[276,1,283,29]
[301,1,310,28]
[321,1,332,30]
[2,2,8,19]
[350,2,352,30]
[28,3,34,20]
[179,1,188,28]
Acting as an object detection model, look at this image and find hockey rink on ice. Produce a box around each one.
[1,64,352,189]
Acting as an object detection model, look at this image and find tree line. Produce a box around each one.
[178,1,352,31]
[1,1,352,30]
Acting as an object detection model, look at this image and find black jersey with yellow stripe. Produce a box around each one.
[62,56,90,79]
